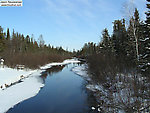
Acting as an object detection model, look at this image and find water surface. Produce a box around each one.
[8,63,97,113]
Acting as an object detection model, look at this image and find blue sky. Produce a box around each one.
[0,0,147,51]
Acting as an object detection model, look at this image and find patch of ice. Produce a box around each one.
[0,71,44,113]
[71,64,91,81]
[40,59,80,70]
[0,59,80,113]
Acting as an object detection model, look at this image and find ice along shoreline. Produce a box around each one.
[0,59,80,113]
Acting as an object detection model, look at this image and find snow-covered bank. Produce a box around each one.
[41,59,80,70]
[0,59,80,113]
[0,68,36,90]
[71,64,91,81]
[0,59,80,90]
[0,71,44,113]
[72,64,150,113]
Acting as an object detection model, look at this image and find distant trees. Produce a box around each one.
[80,42,97,56]
[6,28,10,40]
[0,28,71,55]
[0,26,5,52]
[0,27,72,68]
[38,34,45,48]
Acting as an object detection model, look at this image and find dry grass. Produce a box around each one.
[1,52,70,69]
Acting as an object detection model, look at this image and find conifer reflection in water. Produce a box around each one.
[41,65,66,80]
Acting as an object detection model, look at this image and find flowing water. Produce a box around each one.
[7,63,98,113]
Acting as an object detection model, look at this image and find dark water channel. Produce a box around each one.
[7,63,98,113]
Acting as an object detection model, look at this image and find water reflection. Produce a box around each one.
[7,63,98,113]
[41,65,66,80]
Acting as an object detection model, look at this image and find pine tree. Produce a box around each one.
[6,28,10,40]
[102,28,110,48]
[140,0,150,74]
[111,19,127,56]
[99,28,111,53]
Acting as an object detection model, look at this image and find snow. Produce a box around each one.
[0,58,4,62]
[0,67,36,90]
[91,107,95,110]
[72,64,150,113]
[146,47,150,50]
[40,59,80,70]
[0,59,80,113]
[0,72,44,113]
[140,38,149,42]
[71,64,91,81]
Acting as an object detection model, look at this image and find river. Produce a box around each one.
[7,63,98,113]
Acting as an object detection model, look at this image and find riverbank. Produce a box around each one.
[0,59,80,113]
[72,64,150,113]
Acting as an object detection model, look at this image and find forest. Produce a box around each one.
[0,28,72,69]
[78,1,150,77]
[76,0,150,112]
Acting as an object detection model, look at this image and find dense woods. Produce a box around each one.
[77,1,150,112]
[0,28,72,68]
[78,1,150,77]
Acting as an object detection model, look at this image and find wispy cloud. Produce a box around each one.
[42,0,116,28]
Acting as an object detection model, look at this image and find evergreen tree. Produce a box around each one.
[102,28,110,49]
[99,28,111,53]
[140,0,150,74]
[126,17,137,60]
[0,26,5,52]
[6,28,10,40]
[112,19,127,56]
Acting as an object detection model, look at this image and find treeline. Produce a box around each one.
[77,1,150,112]
[0,28,72,68]
[78,1,150,76]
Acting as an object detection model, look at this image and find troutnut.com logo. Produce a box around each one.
[0,0,22,7]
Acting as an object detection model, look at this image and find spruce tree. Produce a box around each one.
[140,0,150,74]
[6,28,10,40]
[112,19,127,56]
[100,28,111,53]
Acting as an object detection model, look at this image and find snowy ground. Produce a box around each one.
[72,64,150,113]
[71,64,91,81]
[40,59,80,70]
[0,59,80,113]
